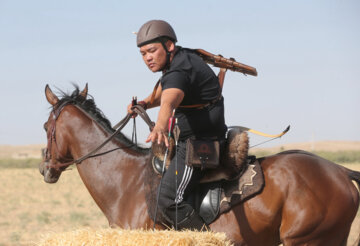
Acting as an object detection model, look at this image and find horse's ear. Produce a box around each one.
[45,84,59,106]
[80,83,88,99]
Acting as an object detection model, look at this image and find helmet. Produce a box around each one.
[136,20,177,47]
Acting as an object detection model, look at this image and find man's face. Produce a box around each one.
[139,43,167,72]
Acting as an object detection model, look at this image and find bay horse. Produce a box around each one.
[39,84,360,246]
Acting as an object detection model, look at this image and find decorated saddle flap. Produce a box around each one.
[219,157,264,213]
[194,157,264,224]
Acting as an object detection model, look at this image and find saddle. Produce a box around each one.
[151,128,265,225]
[152,127,249,181]
[192,157,264,224]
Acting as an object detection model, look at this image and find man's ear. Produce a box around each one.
[166,40,175,52]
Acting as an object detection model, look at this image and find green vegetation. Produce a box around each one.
[10,232,20,243]
[69,212,90,226]
[249,150,273,158]
[0,158,41,169]
[37,211,51,224]
[313,151,360,164]
[250,150,360,164]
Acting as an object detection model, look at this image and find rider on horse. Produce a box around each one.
[128,20,227,230]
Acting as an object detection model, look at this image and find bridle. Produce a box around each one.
[44,100,72,169]
[44,102,154,171]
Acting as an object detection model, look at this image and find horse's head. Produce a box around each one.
[39,84,88,183]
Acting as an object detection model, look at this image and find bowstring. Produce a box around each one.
[250,136,282,149]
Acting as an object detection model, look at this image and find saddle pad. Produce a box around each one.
[219,159,264,214]
[197,158,264,225]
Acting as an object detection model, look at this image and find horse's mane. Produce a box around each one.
[54,85,150,154]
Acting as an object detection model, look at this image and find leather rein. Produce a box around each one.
[45,103,154,170]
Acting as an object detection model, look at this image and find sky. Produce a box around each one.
[0,0,359,148]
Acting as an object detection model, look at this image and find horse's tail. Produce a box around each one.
[348,169,360,187]
[347,168,360,246]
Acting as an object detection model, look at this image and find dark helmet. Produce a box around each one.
[136,20,177,47]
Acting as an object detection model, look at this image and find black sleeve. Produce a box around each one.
[161,70,189,94]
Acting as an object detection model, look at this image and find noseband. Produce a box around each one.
[44,103,153,171]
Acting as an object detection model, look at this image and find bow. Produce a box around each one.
[228,125,290,138]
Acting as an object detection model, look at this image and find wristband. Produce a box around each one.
[138,101,148,110]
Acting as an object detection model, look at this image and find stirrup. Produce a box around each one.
[176,210,209,231]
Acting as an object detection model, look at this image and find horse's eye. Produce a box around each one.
[43,122,48,131]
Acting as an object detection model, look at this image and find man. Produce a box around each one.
[128,20,227,230]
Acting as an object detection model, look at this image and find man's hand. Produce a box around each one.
[127,100,147,118]
[145,88,184,147]
[146,125,169,147]
[127,103,136,116]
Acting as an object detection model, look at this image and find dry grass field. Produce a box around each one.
[36,229,233,246]
[0,167,108,245]
[0,142,360,245]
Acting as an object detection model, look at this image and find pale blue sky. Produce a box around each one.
[0,0,359,147]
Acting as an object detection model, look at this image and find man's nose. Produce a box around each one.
[145,54,153,62]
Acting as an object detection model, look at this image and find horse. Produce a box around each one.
[39,84,360,246]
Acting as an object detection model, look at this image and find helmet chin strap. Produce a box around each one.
[160,40,171,72]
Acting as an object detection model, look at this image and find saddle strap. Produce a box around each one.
[177,94,222,110]
[149,79,161,106]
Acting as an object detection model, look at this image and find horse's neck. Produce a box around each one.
[68,115,152,228]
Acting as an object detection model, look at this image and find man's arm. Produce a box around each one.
[127,83,162,115]
[146,88,184,147]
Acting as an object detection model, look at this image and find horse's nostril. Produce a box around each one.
[39,162,46,175]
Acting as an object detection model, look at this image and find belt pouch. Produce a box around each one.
[185,138,220,169]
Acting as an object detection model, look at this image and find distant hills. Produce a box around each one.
[0,144,45,159]
[251,141,360,153]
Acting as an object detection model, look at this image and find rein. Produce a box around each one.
[45,99,289,170]
[45,103,154,170]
